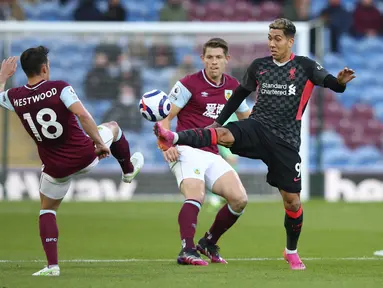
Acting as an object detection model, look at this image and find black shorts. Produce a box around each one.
[225,118,302,193]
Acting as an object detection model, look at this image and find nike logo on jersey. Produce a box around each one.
[259,70,269,75]
[294,177,301,182]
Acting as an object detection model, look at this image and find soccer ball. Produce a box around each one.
[139,89,171,122]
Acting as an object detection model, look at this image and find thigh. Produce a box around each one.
[210,169,246,203]
[204,153,235,191]
[97,125,114,148]
[76,125,114,175]
[40,172,72,200]
[170,146,209,188]
[224,118,267,160]
[266,140,302,193]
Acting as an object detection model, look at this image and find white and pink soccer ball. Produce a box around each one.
[139,90,171,122]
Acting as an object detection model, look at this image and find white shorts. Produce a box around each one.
[40,125,114,200]
[170,145,234,191]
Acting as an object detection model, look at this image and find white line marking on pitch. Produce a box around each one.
[0,257,382,263]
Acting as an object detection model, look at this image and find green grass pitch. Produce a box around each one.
[0,201,383,287]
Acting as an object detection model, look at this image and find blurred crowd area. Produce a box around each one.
[1,0,383,171]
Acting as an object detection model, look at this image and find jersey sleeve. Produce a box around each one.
[241,59,259,91]
[0,90,15,111]
[301,57,330,87]
[168,80,192,109]
[60,85,80,108]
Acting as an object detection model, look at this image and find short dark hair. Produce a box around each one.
[20,46,49,77]
[269,18,296,38]
[202,38,229,56]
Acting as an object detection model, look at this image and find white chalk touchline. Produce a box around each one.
[0,257,382,263]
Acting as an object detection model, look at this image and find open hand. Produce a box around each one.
[0,57,17,82]
[337,67,356,85]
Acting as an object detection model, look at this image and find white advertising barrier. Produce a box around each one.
[325,169,383,202]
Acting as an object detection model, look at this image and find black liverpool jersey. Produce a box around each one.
[241,53,330,150]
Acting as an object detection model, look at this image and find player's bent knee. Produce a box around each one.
[229,194,248,212]
[107,121,119,128]
[216,128,235,147]
[101,121,121,141]
[223,183,248,212]
[40,192,63,211]
[281,191,301,211]
[102,121,119,131]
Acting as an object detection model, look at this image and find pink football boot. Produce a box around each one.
[153,122,175,151]
[283,250,306,270]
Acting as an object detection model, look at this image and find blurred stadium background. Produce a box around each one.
[0,0,383,202]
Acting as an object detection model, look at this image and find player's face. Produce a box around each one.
[201,47,229,80]
[268,29,294,62]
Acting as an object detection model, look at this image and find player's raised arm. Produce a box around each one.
[302,57,355,93]
[0,56,17,92]
[0,57,17,111]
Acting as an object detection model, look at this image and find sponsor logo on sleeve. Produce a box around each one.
[316,61,323,70]
[169,85,180,101]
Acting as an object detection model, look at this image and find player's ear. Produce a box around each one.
[225,54,231,63]
[200,54,205,61]
[288,37,294,49]
[41,64,48,74]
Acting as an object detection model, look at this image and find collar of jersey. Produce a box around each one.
[202,69,226,88]
[273,59,291,67]
[272,52,295,67]
[24,80,47,90]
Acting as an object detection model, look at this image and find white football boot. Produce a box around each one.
[32,265,60,276]
[122,152,144,183]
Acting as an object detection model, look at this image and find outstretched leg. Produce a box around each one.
[101,121,144,183]
[154,122,235,151]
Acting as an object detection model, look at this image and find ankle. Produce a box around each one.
[285,248,298,254]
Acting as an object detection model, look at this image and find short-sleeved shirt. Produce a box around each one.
[169,69,249,154]
[0,80,97,178]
